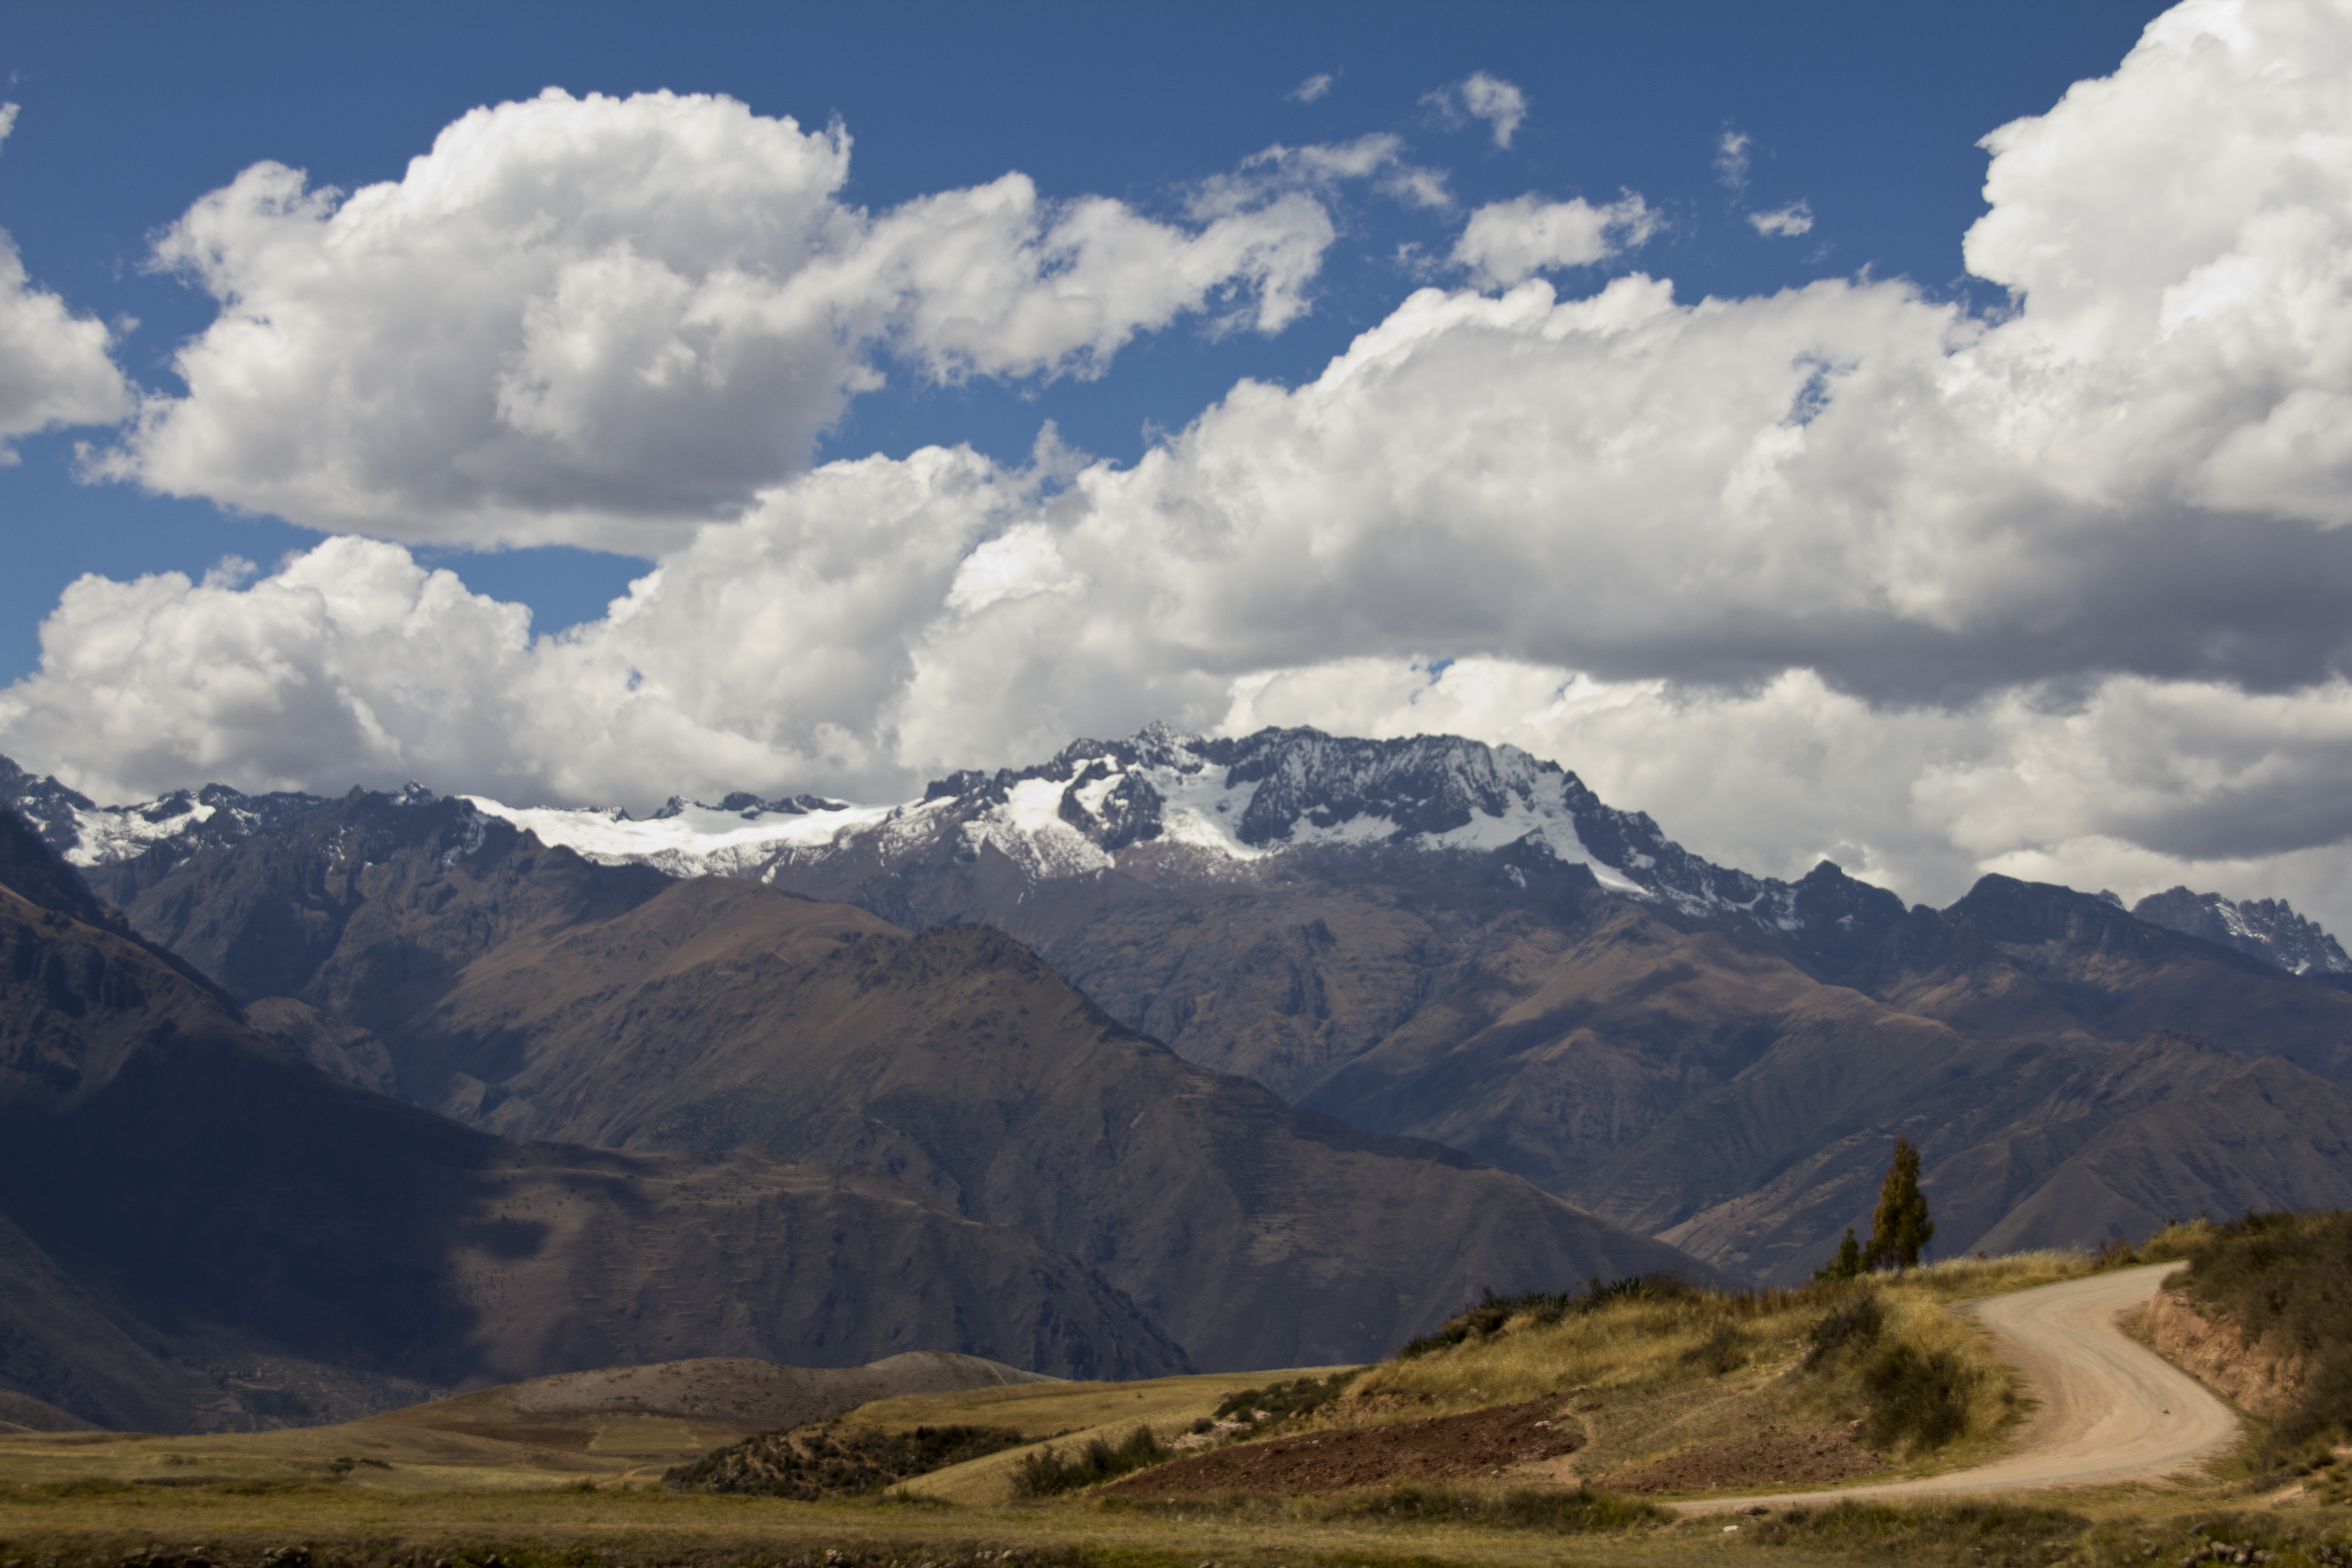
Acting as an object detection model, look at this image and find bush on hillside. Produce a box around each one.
[1682,1318,1750,1376]
[1211,1371,1357,1426]
[1859,1343,1980,1452]
[1009,1425,1166,1498]
[666,1421,1026,1498]
[1801,1291,1885,1371]
[1798,1288,1978,1454]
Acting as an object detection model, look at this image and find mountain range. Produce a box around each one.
[4,722,2348,1428]
[0,755,1701,1429]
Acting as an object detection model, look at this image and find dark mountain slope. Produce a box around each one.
[1846,876,2352,1080]
[321,871,1719,1370]
[0,814,1187,1429]
[1296,900,1819,1194]
[1606,1029,2352,1284]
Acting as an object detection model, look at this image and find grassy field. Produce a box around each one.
[7,1244,2337,1567]
[4,1473,2349,1568]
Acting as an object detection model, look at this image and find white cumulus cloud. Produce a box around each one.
[0,234,131,461]
[1451,193,1658,285]
[91,89,1344,554]
[0,101,133,457]
[1288,73,1335,104]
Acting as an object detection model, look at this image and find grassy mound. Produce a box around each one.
[1357,1254,2082,1470]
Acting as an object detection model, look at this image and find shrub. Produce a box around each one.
[1010,1425,1166,1498]
[1815,1227,1865,1282]
[1682,1319,1749,1376]
[1211,1371,1357,1425]
[1802,1291,1886,1371]
[667,1421,1028,1498]
[1860,1343,1979,1452]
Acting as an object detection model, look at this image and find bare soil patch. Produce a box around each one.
[1107,1399,1578,1495]
[1602,1423,1882,1494]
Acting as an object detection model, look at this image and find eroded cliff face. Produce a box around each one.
[2138,1287,2307,1418]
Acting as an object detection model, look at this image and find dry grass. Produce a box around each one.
[3,1475,2349,1568]
[1341,1260,2074,1479]
[834,1372,1314,1445]
[9,1242,2296,1567]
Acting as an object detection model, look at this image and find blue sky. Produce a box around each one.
[2,1,2166,672]
[7,0,2352,933]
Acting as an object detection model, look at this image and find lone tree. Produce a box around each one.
[1864,1137,1935,1271]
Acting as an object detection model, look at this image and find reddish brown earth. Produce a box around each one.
[1603,1425,1882,1494]
[1107,1401,1579,1495]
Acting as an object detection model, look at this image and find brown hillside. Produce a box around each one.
[0,813,1187,1430]
[1627,1032,2352,1282]
[353,870,1715,1370]
[759,830,2352,1281]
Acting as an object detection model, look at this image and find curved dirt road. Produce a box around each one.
[1676,1262,2237,1513]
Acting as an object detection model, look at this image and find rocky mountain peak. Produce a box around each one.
[2132,887,2352,976]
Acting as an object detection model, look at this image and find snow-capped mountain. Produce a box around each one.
[0,753,331,870]
[2131,886,2352,976]
[7,725,2346,979]
[468,724,1869,933]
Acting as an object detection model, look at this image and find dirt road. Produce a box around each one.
[1676,1262,2238,1512]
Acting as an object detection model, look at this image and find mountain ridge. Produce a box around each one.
[13,727,2339,982]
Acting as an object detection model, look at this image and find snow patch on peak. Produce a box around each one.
[64,794,221,867]
[466,794,902,879]
[954,776,1116,879]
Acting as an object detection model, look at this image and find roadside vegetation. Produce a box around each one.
[2105,1208,2352,1485]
